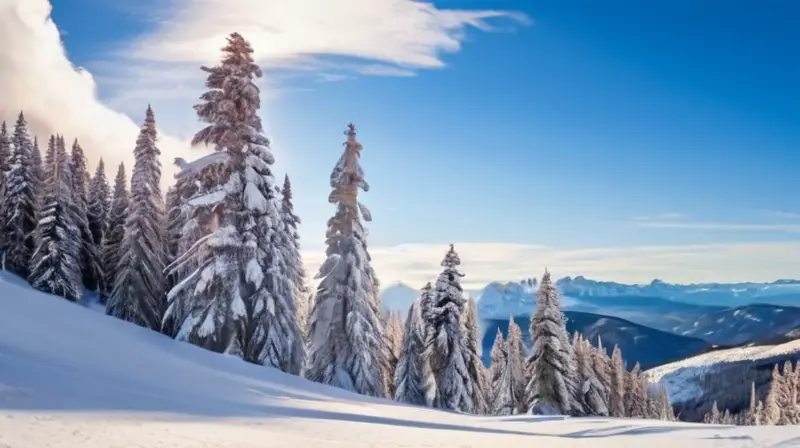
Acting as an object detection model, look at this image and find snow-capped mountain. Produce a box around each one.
[647,339,800,422]
[380,282,419,314]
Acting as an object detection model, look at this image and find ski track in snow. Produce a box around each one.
[1,275,800,447]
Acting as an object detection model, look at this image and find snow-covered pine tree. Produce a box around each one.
[463,297,488,414]
[0,121,10,189]
[394,298,427,406]
[704,401,721,424]
[489,329,515,416]
[626,362,648,418]
[590,336,611,409]
[106,106,167,331]
[100,163,128,302]
[421,244,474,412]
[608,344,626,417]
[747,381,760,425]
[280,174,309,337]
[0,112,38,279]
[68,139,102,291]
[506,315,527,414]
[763,364,784,425]
[306,123,385,395]
[29,131,82,301]
[575,334,608,416]
[87,159,111,269]
[30,136,44,214]
[523,269,583,416]
[383,311,405,397]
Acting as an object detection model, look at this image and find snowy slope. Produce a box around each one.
[2,275,800,447]
[646,339,800,422]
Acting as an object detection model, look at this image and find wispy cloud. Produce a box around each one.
[301,241,800,290]
[632,212,684,221]
[757,210,800,220]
[638,221,800,233]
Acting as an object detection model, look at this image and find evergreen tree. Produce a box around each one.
[383,311,404,398]
[763,364,783,425]
[524,270,583,416]
[422,244,473,412]
[394,297,427,406]
[1,112,38,279]
[100,163,128,302]
[489,329,515,415]
[29,133,82,301]
[106,107,167,331]
[747,381,760,425]
[280,174,309,337]
[87,159,111,263]
[704,401,721,424]
[608,344,626,417]
[31,136,44,198]
[506,316,527,414]
[626,362,648,418]
[0,121,10,190]
[590,336,611,408]
[463,297,488,414]
[69,139,102,291]
[306,123,385,396]
[575,334,608,416]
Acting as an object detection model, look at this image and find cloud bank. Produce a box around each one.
[302,242,800,290]
[0,0,194,183]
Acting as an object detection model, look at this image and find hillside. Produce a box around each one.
[646,339,800,423]
[2,275,800,446]
[668,304,800,346]
[481,311,710,370]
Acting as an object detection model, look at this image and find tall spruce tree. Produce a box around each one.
[100,163,128,302]
[0,121,10,190]
[383,311,404,398]
[463,297,488,414]
[306,124,385,396]
[87,159,111,265]
[575,334,608,416]
[1,112,38,279]
[29,132,82,301]
[167,34,306,373]
[506,315,527,414]
[69,139,102,291]
[524,270,583,416]
[280,174,309,337]
[31,136,44,199]
[608,344,626,417]
[421,244,473,412]
[489,329,515,415]
[106,107,167,331]
[394,298,427,405]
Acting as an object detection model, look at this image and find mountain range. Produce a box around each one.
[381,276,800,370]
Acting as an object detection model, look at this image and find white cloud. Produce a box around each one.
[301,242,800,290]
[758,210,800,220]
[0,0,196,185]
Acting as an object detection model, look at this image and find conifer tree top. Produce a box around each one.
[440,244,462,269]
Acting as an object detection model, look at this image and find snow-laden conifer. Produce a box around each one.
[31,137,44,213]
[747,381,760,425]
[0,121,10,189]
[106,107,167,330]
[280,174,309,337]
[625,362,647,418]
[506,315,527,413]
[763,364,784,425]
[523,270,583,415]
[463,297,487,414]
[29,134,82,301]
[68,139,102,291]
[87,159,110,263]
[383,311,404,398]
[590,336,611,407]
[100,163,128,302]
[608,344,626,417]
[306,123,386,396]
[574,334,608,416]
[1,112,38,279]
[394,298,427,405]
[421,244,473,412]
[489,329,515,415]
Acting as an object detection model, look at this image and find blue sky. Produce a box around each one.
[12,0,800,284]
